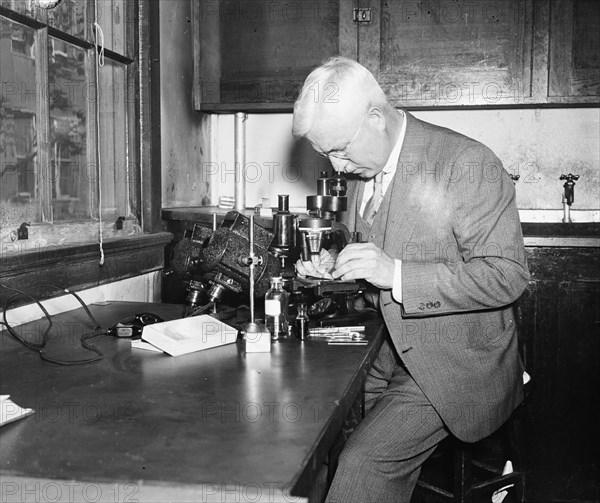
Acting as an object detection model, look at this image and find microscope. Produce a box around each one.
[169,170,373,325]
[292,170,371,324]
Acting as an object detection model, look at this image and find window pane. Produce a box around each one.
[48,36,89,221]
[47,0,87,40]
[0,0,46,21]
[98,59,131,219]
[97,0,126,55]
[46,0,128,56]
[0,17,39,227]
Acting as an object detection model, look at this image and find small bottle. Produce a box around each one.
[294,303,309,341]
[265,277,289,340]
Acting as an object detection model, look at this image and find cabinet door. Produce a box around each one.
[528,279,600,501]
[357,0,535,107]
[548,0,600,101]
[520,246,600,502]
[193,0,357,112]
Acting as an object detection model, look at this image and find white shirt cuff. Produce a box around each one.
[392,259,402,303]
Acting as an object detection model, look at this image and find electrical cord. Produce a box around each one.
[0,284,104,365]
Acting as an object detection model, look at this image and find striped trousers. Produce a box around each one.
[325,336,449,503]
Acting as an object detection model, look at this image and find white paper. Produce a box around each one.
[142,315,238,356]
[131,339,163,352]
[1,395,34,427]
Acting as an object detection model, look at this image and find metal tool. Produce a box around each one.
[244,214,271,352]
[309,326,366,334]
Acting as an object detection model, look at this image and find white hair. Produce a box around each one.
[292,57,389,139]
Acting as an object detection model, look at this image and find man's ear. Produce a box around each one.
[368,106,386,133]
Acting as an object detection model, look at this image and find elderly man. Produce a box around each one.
[293,57,529,502]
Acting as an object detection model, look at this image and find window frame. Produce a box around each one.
[0,0,165,308]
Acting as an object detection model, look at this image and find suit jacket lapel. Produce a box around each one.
[341,176,363,233]
[375,113,428,258]
[341,113,429,256]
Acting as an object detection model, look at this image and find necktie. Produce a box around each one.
[363,172,383,226]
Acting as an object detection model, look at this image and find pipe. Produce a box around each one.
[234,112,247,211]
[562,193,572,223]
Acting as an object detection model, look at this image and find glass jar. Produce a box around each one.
[264,277,289,340]
[294,303,309,340]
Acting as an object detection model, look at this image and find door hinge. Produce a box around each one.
[353,8,372,23]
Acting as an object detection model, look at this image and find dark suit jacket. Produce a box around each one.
[341,113,529,442]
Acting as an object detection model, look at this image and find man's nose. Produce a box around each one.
[329,157,350,172]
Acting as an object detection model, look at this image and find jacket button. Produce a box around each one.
[434,301,441,308]
[418,303,425,310]
[426,302,433,309]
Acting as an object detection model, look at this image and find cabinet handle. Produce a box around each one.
[353,8,372,23]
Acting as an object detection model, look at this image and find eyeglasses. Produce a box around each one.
[315,111,368,160]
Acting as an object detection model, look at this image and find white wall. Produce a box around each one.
[1,272,161,329]
[211,113,322,211]
[209,108,600,221]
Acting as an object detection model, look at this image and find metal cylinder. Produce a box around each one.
[273,214,295,249]
[273,195,295,248]
[234,112,247,211]
[330,172,347,197]
[278,194,289,212]
[316,171,329,196]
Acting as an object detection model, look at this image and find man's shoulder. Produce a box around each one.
[406,112,481,144]
[405,112,497,161]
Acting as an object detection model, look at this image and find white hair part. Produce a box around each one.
[292,57,389,139]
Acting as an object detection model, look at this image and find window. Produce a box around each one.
[0,0,166,310]
[0,0,139,237]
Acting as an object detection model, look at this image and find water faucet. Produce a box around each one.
[560,173,580,223]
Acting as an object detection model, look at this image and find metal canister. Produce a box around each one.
[273,194,296,249]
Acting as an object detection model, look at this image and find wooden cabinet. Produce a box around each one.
[546,0,600,101]
[193,0,599,110]
[357,0,535,107]
[517,247,600,502]
[193,0,357,111]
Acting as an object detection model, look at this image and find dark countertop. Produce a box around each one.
[0,302,384,502]
[521,222,599,237]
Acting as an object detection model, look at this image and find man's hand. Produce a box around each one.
[295,248,338,279]
[331,243,395,289]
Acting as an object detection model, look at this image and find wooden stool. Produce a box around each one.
[414,381,531,503]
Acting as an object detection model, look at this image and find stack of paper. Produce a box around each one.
[141,315,238,356]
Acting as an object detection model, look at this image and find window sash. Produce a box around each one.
[0,1,137,229]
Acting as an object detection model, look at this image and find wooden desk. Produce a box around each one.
[0,302,384,502]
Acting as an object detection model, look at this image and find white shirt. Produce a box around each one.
[359,110,407,303]
[359,110,407,215]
